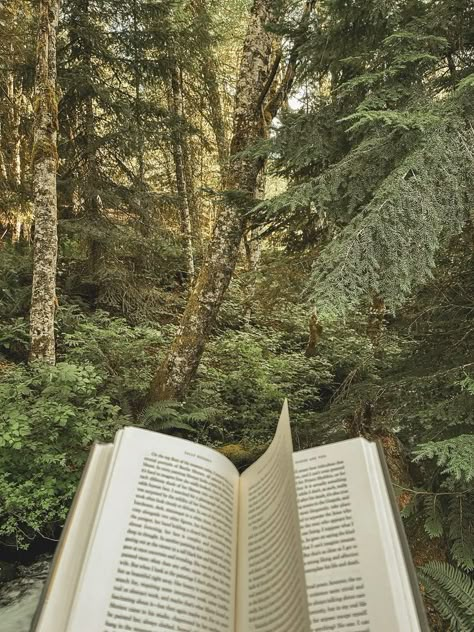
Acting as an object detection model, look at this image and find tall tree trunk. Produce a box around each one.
[149,0,283,402]
[6,67,22,194]
[29,0,61,364]
[169,63,195,282]
[84,91,102,273]
[131,0,150,236]
[0,122,7,180]
[179,68,201,249]
[202,55,229,184]
[243,170,266,325]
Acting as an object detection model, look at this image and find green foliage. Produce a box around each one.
[309,121,473,316]
[418,561,474,631]
[139,400,220,436]
[0,317,29,359]
[0,361,127,546]
[414,436,474,482]
[58,307,166,410]
[187,324,339,445]
[0,245,33,320]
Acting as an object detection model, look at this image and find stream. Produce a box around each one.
[0,557,51,632]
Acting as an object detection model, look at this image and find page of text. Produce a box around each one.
[294,439,414,632]
[236,401,311,632]
[67,429,239,632]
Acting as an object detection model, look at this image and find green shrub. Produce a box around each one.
[57,306,167,412]
[0,361,127,547]
[187,328,334,445]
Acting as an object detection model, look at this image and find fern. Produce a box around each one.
[423,495,444,539]
[139,401,195,433]
[447,496,474,570]
[139,401,218,434]
[414,436,474,482]
[418,561,474,631]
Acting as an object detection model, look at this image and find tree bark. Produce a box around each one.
[29,0,61,364]
[149,0,281,402]
[169,63,195,282]
[202,55,229,184]
[178,68,201,251]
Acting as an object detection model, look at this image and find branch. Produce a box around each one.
[256,50,282,112]
[265,0,315,120]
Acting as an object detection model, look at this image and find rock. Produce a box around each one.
[0,561,17,583]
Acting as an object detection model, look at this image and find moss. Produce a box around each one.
[218,442,267,469]
[33,86,58,127]
[31,137,58,166]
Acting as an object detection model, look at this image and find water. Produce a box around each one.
[0,557,51,632]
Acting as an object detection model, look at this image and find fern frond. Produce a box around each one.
[447,496,474,570]
[414,436,474,482]
[418,561,474,631]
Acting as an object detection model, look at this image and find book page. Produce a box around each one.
[294,439,420,632]
[365,442,427,630]
[33,443,114,632]
[66,428,239,632]
[236,401,311,632]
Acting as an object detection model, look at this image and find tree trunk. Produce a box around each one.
[202,55,229,184]
[243,170,266,325]
[5,67,22,194]
[178,67,201,250]
[149,0,280,402]
[169,63,195,282]
[29,0,61,364]
[84,90,102,274]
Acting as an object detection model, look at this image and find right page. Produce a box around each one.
[294,438,422,632]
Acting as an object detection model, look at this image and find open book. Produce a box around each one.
[31,401,428,632]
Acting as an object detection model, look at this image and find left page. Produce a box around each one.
[66,428,240,632]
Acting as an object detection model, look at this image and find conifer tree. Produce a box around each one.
[257,0,474,315]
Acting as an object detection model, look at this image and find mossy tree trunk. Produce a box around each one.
[29,0,61,364]
[202,54,229,185]
[149,0,309,402]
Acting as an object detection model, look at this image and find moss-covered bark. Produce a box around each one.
[29,0,60,364]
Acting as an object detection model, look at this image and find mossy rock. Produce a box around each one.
[218,442,267,469]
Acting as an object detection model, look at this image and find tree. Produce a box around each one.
[149,0,312,401]
[168,61,195,281]
[0,0,36,240]
[29,0,61,364]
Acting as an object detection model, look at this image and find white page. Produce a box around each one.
[66,428,239,632]
[236,401,311,632]
[34,443,114,632]
[363,442,422,630]
[294,438,421,632]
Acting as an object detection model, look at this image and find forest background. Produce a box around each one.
[0,0,473,629]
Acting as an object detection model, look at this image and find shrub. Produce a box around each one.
[0,361,127,547]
